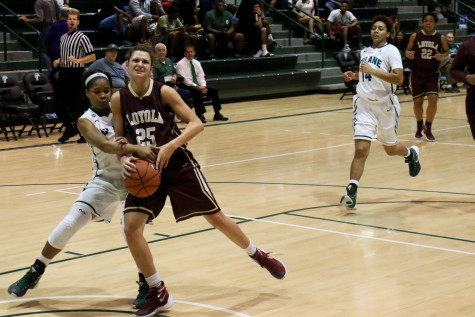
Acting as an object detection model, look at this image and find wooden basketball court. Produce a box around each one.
[0,90,474,317]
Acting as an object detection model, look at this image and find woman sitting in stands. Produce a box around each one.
[293,0,324,45]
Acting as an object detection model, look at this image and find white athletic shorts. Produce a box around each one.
[131,15,157,34]
[352,93,401,145]
[75,178,127,223]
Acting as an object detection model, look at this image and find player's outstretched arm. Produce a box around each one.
[154,85,204,171]
[77,117,157,161]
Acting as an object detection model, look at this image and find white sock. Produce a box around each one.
[349,179,359,186]
[267,34,273,40]
[244,241,257,256]
[145,273,162,288]
[261,45,268,55]
[37,253,52,266]
[446,84,452,88]
[405,148,411,157]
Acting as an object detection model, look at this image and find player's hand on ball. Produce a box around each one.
[121,156,138,178]
[135,145,159,163]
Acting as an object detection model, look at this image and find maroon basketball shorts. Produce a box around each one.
[466,93,475,139]
[410,68,439,99]
[124,160,221,222]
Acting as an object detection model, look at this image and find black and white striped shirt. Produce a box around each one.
[59,29,94,68]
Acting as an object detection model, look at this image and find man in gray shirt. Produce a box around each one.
[19,0,58,71]
[88,44,129,91]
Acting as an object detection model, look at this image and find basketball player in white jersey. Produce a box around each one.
[340,15,421,210]
[8,70,158,303]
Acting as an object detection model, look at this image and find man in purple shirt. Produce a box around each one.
[450,37,475,139]
[45,8,69,72]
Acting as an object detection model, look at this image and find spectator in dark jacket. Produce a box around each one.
[45,7,69,77]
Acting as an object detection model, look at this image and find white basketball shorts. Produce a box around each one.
[352,93,401,145]
[75,178,127,223]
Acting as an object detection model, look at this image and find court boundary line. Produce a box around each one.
[227,214,475,256]
[2,199,474,277]
[0,295,253,317]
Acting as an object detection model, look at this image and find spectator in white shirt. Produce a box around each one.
[326,0,363,51]
[175,44,228,123]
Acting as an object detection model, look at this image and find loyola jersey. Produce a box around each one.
[411,30,442,70]
[119,79,191,168]
[357,43,403,100]
[80,107,123,186]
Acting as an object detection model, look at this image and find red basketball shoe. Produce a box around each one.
[135,282,174,317]
[415,124,424,139]
[251,249,287,279]
[423,125,435,142]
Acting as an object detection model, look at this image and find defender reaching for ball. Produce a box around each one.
[7,70,157,299]
[340,15,421,210]
[111,43,287,317]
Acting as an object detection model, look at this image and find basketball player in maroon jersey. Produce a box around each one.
[111,44,287,317]
[406,12,448,141]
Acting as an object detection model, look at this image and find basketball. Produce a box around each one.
[123,159,160,198]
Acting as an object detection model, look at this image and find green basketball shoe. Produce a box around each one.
[8,266,43,297]
[406,145,421,177]
[340,183,357,209]
[133,275,149,309]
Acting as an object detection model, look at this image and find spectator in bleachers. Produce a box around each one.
[19,0,59,73]
[88,44,129,92]
[198,0,217,23]
[153,6,196,59]
[153,43,193,121]
[325,0,341,11]
[203,0,244,59]
[237,1,276,57]
[433,6,444,20]
[172,0,199,27]
[96,0,133,46]
[390,16,400,42]
[126,0,160,42]
[292,0,324,45]
[150,0,167,16]
[392,31,406,51]
[176,44,228,123]
[326,0,363,51]
[45,7,69,78]
[439,32,459,93]
[55,0,69,8]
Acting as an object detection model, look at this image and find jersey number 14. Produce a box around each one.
[362,73,372,82]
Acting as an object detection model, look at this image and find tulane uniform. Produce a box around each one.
[410,30,442,98]
[353,43,403,145]
[119,79,220,222]
[75,107,127,223]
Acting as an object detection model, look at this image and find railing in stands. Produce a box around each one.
[421,0,474,36]
[258,0,326,68]
[0,2,42,71]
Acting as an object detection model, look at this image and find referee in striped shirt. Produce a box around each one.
[53,8,96,143]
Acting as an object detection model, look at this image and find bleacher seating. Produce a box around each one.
[1,0,472,101]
